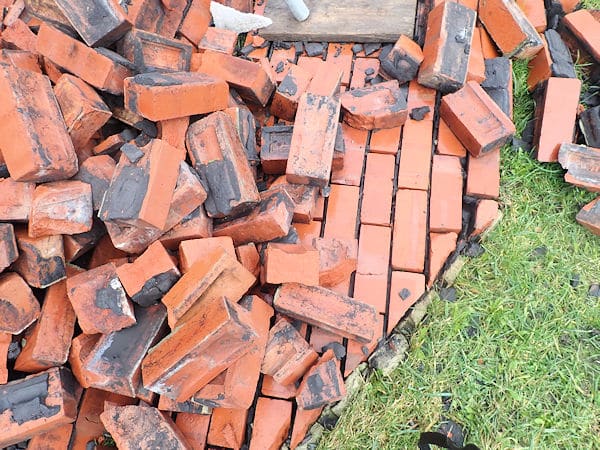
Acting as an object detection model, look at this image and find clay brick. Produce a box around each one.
[28,181,93,238]
[196,50,275,106]
[212,189,295,245]
[467,27,486,83]
[236,243,260,277]
[326,43,352,86]
[379,35,424,84]
[352,273,387,313]
[120,29,192,73]
[66,262,136,334]
[563,10,600,63]
[516,0,546,32]
[315,237,358,288]
[0,64,78,183]
[479,25,500,59]
[164,162,208,232]
[580,106,600,149]
[142,296,258,401]
[186,111,260,218]
[73,155,116,211]
[370,126,401,155]
[13,228,66,288]
[306,62,343,97]
[576,197,600,236]
[68,333,99,388]
[179,236,236,272]
[466,150,500,199]
[478,0,543,58]
[54,0,130,47]
[63,217,106,262]
[558,143,600,192]
[344,314,383,375]
[309,326,344,352]
[160,206,213,250]
[82,304,166,397]
[0,19,37,53]
[0,332,10,384]
[270,47,296,83]
[261,374,297,399]
[397,118,434,190]
[418,1,476,92]
[349,57,380,89]
[274,283,377,343]
[471,199,500,237]
[440,81,515,158]
[88,233,128,269]
[249,398,292,450]
[179,0,211,45]
[0,272,39,334]
[323,184,359,240]
[270,64,313,122]
[297,56,326,77]
[263,243,320,286]
[0,49,41,73]
[0,367,82,448]
[37,24,134,95]
[93,129,137,156]
[331,124,367,186]
[101,404,191,449]
[158,117,189,152]
[175,413,210,450]
[295,221,322,246]
[260,125,292,174]
[124,0,185,38]
[392,189,427,273]
[429,155,463,233]
[357,225,391,278]
[224,106,260,168]
[481,57,513,118]
[428,232,458,286]
[269,178,319,224]
[158,395,211,414]
[296,349,346,410]
[406,79,436,112]
[207,408,247,450]
[125,71,228,121]
[103,220,163,255]
[261,317,318,385]
[0,223,18,272]
[361,153,395,226]
[199,27,238,54]
[26,423,73,450]
[437,119,466,157]
[13,277,75,372]
[387,272,425,332]
[290,407,323,449]
[99,139,181,230]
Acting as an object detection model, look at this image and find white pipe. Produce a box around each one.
[284,0,310,22]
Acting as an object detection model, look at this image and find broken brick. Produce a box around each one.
[179,0,211,45]
[93,129,137,156]
[13,228,66,288]
[158,117,190,152]
[124,0,186,38]
[349,57,380,89]
[164,161,208,231]
[175,413,210,450]
[26,423,73,450]
[361,153,395,226]
[466,150,501,199]
[224,106,260,168]
[207,407,247,450]
[178,236,236,272]
[326,43,353,86]
[345,314,383,374]
[68,333,100,388]
[429,155,463,233]
[120,29,193,72]
[558,143,600,192]
[576,197,600,236]
[296,349,346,410]
[199,27,239,54]
[0,178,32,221]
[0,272,39,334]
[0,48,41,73]
[314,236,358,288]
[467,27,486,83]
[392,189,428,273]
[379,35,424,84]
[270,178,319,224]
[86,232,132,268]
[562,9,600,63]
[66,262,136,335]
[387,271,425,332]
[249,398,292,450]
[236,243,261,277]
[73,155,116,211]
[158,395,211,414]
[428,232,458,286]
[579,106,600,149]
[261,374,298,399]
[160,206,213,250]
[263,243,320,286]
[471,199,500,237]
[290,407,323,449]
[260,125,293,174]
[270,64,313,122]
[1,19,37,53]
[342,80,407,130]
[0,223,18,272]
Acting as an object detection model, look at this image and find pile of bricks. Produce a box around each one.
[0,0,597,448]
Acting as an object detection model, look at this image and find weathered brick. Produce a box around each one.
[207,408,247,450]
[249,398,292,450]
[179,0,211,45]
[429,155,463,233]
[160,206,213,250]
[0,223,18,272]
[392,189,428,272]
[199,27,239,54]
[13,228,66,288]
[269,178,319,224]
[467,150,500,199]
[0,272,39,334]
[315,236,358,288]
[471,199,500,237]
[73,155,117,211]
[576,197,600,236]
[120,28,193,72]
[481,57,513,118]
[124,0,186,38]
[558,143,600,192]
[379,35,423,84]
[263,243,320,286]
[341,80,407,130]
[296,349,345,410]
[361,153,395,226]
[290,407,323,449]
[270,64,313,122]
[26,423,73,450]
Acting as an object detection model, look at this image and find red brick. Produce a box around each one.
[261,374,298,399]
[158,117,189,152]
[236,243,261,277]
[361,153,395,226]
[179,236,236,272]
[326,43,353,86]
[198,27,238,54]
[437,119,467,157]
[350,57,380,89]
[0,19,37,53]
[558,143,600,192]
[92,129,134,156]
[312,194,326,221]
[576,197,600,236]
[0,178,32,222]
[440,81,516,157]
[124,0,185,38]
[296,349,346,410]
[418,1,476,92]
[479,25,500,58]
[162,246,255,327]
[0,223,18,272]
[207,408,247,450]
[388,272,425,332]
[290,407,323,449]
[466,150,500,199]
[310,326,344,352]
[406,79,437,113]
[479,0,543,58]
[68,333,99,388]
[263,243,320,286]
[370,126,401,155]
[379,35,423,83]
[471,199,500,237]
[429,155,463,233]
[357,225,391,277]
[158,395,211,414]
[179,0,211,45]
[224,105,260,168]
[0,49,41,73]
[164,161,208,232]
[344,314,383,375]
[562,10,600,62]
[315,237,358,288]
[249,398,292,450]
[467,28,486,83]
[533,77,581,162]
[269,47,296,83]
[297,56,326,77]
[0,333,9,384]
[63,221,107,262]
[353,273,388,313]
[72,155,116,211]
[270,178,319,224]
[517,0,547,32]
[270,64,313,121]
[0,272,39,334]
[296,221,322,246]
[13,227,67,288]
[0,64,78,183]
[175,413,210,450]
[0,367,82,448]
[120,28,193,72]
[306,62,343,97]
[397,118,433,190]
[323,184,360,240]
[37,24,133,95]
[527,35,552,91]
[428,232,458,286]
[392,189,427,272]
[331,124,368,186]
[160,206,213,250]
[26,423,73,450]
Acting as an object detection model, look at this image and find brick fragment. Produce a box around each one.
[158,395,211,414]
[67,262,136,334]
[160,206,213,250]
[326,43,353,86]
[579,106,600,149]
[379,35,424,84]
[37,24,134,95]
[388,272,425,332]
[196,50,275,106]
[274,283,377,343]
[0,368,81,448]
[428,232,458,286]
[101,404,191,449]
[418,1,476,92]
[142,296,258,401]
[236,243,261,277]
[261,125,293,174]
[392,189,428,272]
[481,57,513,118]
[225,106,260,168]
[262,374,297,399]
[73,155,116,211]
[68,333,99,388]
[361,153,395,226]
[309,327,344,353]
[1,19,37,53]
[467,28,486,83]
[249,398,292,450]
[429,155,463,233]
[124,0,185,38]
[290,407,323,449]
[345,315,383,374]
[286,93,341,187]
[0,272,39,334]
[26,423,73,450]
[471,199,500,237]
[467,150,500,199]
[349,57,379,89]
[314,237,358,288]
[0,223,18,272]
[175,413,210,450]
[440,81,515,157]
[207,408,247,450]
[558,143,600,192]
[64,220,106,263]
[186,111,260,218]
[478,0,543,58]
[179,0,211,45]
[576,197,600,236]
[562,10,600,63]
[164,162,208,232]
[270,64,313,121]
[158,117,189,152]
[0,332,9,384]
[13,228,66,288]
[29,181,93,238]
[296,349,346,410]
[0,63,78,182]
[0,49,41,73]
[120,29,193,72]
[199,27,238,54]
[270,178,319,224]
[179,236,235,272]
[263,243,320,286]
[93,129,137,156]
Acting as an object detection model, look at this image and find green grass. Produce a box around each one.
[319,52,600,450]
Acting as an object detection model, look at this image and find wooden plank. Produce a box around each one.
[259,0,416,43]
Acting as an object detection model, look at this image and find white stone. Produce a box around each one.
[210,2,273,33]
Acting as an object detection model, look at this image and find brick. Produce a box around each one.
[67,262,136,334]
[179,236,236,272]
[349,57,379,89]
[212,189,295,245]
[99,139,181,230]
[471,199,500,237]
[357,225,391,278]
[162,246,255,327]
[270,178,319,224]
[479,25,499,59]
[175,413,210,450]
[315,237,358,288]
[0,19,37,53]
[392,189,427,272]
[260,125,293,174]
[440,81,515,158]
[263,243,320,286]
[261,374,297,399]
[62,218,106,263]
[579,106,600,149]
[481,58,513,118]
[323,184,359,240]
[101,404,190,449]
[437,119,466,157]
[261,317,318,385]
[120,29,192,73]
[397,118,433,190]
[249,398,292,450]
[478,0,543,58]
[224,106,260,168]
[576,197,600,236]
[187,111,260,218]
[361,153,395,226]
[103,220,163,255]
[158,395,211,414]
[73,155,116,211]
[310,326,344,352]
[125,71,228,121]
[142,295,258,401]
[274,283,377,343]
[326,43,352,86]
[331,124,367,186]
[466,150,500,199]
[296,349,346,410]
[306,62,343,97]
[353,273,387,313]
[558,143,600,192]
[297,56,326,77]
[236,243,260,277]
[160,206,213,250]
[379,35,424,84]
[428,232,458,286]
[342,80,407,131]
[37,24,134,95]
[388,272,425,332]
[516,0,546,32]
[124,0,185,38]
[295,221,322,246]
[0,272,39,334]
[563,10,600,63]
[26,423,73,450]
[290,407,323,449]
[199,27,238,54]
[0,223,18,272]
[270,47,296,83]
[0,49,41,73]
[418,1,476,92]
[429,155,463,233]
[196,50,275,106]
[68,333,99,388]
[13,228,66,288]
[54,0,130,47]
[93,129,137,156]
[179,0,211,45]
[0,64,78,183]
[158,117,189,152]
[87,232,128,268]
[0,333,10,384]
[0,367,82,448]
[28,181,93,238]
[345,314,383,375]
[270,64,313,122]
[207,408,247,450]
[164,162,208,232]
[467,28,486,83]
[370,126,401,155]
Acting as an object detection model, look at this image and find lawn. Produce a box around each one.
[319,25,600,450]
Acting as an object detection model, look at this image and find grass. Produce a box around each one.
[319,40,600,450]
